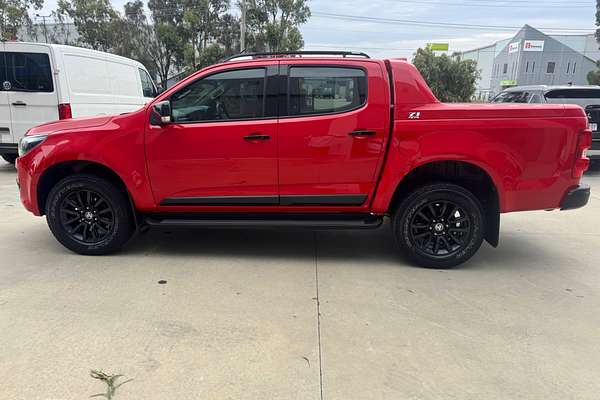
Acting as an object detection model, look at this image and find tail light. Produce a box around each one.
[572,128,592,178]
[58,103,72,120]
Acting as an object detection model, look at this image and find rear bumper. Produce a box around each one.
[560,184,590,210]
[0,143,17,154]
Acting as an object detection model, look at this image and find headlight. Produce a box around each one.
[18,135,48,157]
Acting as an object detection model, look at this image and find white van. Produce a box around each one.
[0,41,157,163]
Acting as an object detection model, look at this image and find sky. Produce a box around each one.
[37,0,597,59]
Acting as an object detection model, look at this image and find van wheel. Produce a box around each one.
[46,174,134,255]
[392,183,484,268]
[2,154,17,164]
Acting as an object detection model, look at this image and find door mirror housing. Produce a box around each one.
[150,100,172,125]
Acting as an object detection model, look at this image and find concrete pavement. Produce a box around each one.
[1,159,600,399]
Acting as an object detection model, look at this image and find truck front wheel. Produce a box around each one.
[392,183,485,268]
[46,174,134,255]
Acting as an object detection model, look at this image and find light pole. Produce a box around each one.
[35,14,51,43]
[240,0,246,52]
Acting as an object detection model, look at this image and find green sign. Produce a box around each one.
[500,80,517,86]
[428,43,449,51]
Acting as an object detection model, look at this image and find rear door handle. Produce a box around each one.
[11,101,26,107]
[244,134,271,141]
[349,130,376,137]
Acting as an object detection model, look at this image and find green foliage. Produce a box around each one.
[588,62,600,85]
[57,0,121,52]
[245,0,310,52]
[40,0,310,85]
[89,370,132,400]
[0,0,43,40]
[412,47,480,103]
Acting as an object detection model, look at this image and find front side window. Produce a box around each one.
[171,68,266,123]
[287,67,367,116]
[1,52,53,92]
[139,68,157,98]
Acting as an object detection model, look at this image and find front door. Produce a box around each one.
[146,65,280,208]
[4,43,59,142]
[277,61,389,207]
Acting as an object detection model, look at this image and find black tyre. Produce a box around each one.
[392,183,484,268]
[46,174,134,255]
[2,154,17,164]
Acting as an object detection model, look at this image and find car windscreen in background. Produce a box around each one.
[4,52,53,92]
[545,89,600,99]
[0,52,6,87]
[491,91,532,103]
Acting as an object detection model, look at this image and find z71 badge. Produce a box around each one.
[408,111,421,119]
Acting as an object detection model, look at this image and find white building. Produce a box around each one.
[459,25,600,101]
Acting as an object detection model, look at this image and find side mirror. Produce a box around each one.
[150,100,172,126]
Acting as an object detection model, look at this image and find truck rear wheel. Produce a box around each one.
[46,174,134,255]
[2,154,17,164]
[392,183,484,268]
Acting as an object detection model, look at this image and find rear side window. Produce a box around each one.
[171,68,266,123]
[545,89,600,99]
[287,67,367,116]
[139,68,157,98]
[2,52,53,92]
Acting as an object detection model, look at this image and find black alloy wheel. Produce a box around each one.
[46,174,134,255]
[59,189,115,245]
[393,183,485,268]
[408,200,471,257]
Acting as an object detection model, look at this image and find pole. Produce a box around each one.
[240,0,246,52]
[36,14,50,43]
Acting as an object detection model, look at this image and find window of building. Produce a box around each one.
[287,67,367,116]
[2,52,53,92]
[170,68,266,123]
[532,62,535,73]
[566,62,570,74]
[572,62,577,74]
[525,61,529,73]
[503,63,508,74]
[546,62,556,74]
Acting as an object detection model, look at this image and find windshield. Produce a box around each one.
[491,91,535,103]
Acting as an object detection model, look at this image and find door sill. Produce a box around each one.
[144,213,383,230]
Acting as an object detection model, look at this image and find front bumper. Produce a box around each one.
[560,184,590,210]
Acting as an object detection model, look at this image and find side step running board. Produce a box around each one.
[144,213,383,230]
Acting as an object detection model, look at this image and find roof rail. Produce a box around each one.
[223,50,370,62]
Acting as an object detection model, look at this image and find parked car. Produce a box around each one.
[492,85,600,163]
[0,41,157,164]
[15,52,591,268]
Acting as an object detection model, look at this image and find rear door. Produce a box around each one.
[277,60,389,207]
[4,43,58,141]
[0,42,13,146]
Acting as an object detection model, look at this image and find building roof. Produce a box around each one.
[460,25,599,63]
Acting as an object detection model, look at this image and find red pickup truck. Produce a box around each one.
[15,51,592,268]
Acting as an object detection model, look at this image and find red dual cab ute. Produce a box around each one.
[16,51,591,268]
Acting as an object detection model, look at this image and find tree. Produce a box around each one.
[245,0,310,52]
[0,0,43,40]
[412,47,480,102]
[57,0,121,52]
[591,0,600,84]
[588,62,600,85]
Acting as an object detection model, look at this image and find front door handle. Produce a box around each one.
[349,130,376,137]
[244,134,271,141]
[11,101,26,107]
